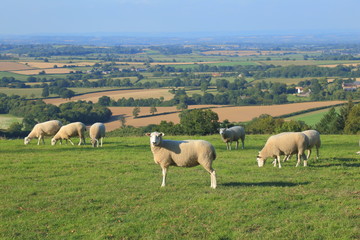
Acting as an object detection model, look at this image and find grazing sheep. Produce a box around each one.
[278,130,321,163]
[89,122,105,147]
[24,120,62,145]
[302,130,321,160]
[219,126,245,150]
[146,132,217,189]
[51,122,86,146]
[257,132,309,168]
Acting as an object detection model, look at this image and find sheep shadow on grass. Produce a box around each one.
[222,181,311,188]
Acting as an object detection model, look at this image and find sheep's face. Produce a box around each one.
[24,137,30,145]
[256,154,265,167]
[219,128,227,136]
[91,139,98,147]
[51,138,57,146]
[146,132,164,146]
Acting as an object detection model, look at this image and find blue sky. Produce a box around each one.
[1,0,359,35]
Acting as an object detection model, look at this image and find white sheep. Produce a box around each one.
[302,130,321,160]
[219,126,245,150]
[51,122,86,146]
[146,132,217,189]
[24,120,62,145]
[89,122,106,147]
[257,132,309,168]
[280,130,321,163]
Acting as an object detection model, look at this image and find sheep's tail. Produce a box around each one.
[211,146,217,161]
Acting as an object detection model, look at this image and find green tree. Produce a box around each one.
[132,107,140,118]
[179,109,219,135]
[344,103,360,134]
[315,107,342,134]
[98,96,111,106]
[41,86,49,98]
[150,106,157,115]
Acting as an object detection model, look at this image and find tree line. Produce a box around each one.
[109,100,360,137]
[0,94,112,137]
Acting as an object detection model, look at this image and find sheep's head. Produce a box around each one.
[91,138,98,147]
[146,132,164,146]
[51,138,57,146]
[219,128,227,136]
[256,153,266,167]
[24,137,31,145]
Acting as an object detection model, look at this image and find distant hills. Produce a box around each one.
[1,32,360,45]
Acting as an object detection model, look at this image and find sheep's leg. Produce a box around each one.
[226,142,229,150]
[161,166,168,187]
[283,155,290,162]
[316,147,319,160]
[241,139,244,149]
[210,169,217,189]
[277,156,282,168]
[272,158,277,167]
[307,149,312,160]
[229,142,232,151]
[296,153,301,167]
[41,137,45,145]
[68,138,75,145]
[303,153,308,167]
[235,140,239,150]
[100,137,103,147]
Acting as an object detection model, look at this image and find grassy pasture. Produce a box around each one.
[0,114,22,129]
[1,135,359,239]
[287,107,340,126]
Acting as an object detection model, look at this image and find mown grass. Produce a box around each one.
[0,135,359,239]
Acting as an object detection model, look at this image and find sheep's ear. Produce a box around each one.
[145,133,151,136]
[160,132,165,136]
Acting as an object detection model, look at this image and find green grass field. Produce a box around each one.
[287,107,340,126]
[0,114,23,129]
[1,135,359,239]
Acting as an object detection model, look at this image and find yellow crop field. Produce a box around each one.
[0,62,33,71]
[10,68,74,75]
[43,88,175,106]
[19,62,96,68]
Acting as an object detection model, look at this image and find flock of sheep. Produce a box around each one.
[24,120,106,147]
[24,121,322,189]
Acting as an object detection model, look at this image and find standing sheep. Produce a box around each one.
[146,132,217,189]
[219,126,245,150]
[89,122,106,147]
[257,132,309,168]
[302,130,321,160]
[51,122,86,146]
[24,120,62,145]
[280,130,321,163]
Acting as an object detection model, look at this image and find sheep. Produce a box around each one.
[146,132,217,189]
[278,130,321,163]
[257,132,309,168]
[302,130,321,160]
[89,122,105,147]
[24,120,62,145]
[51,122,86,146]
[219,126,245,150]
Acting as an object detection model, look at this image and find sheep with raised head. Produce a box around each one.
[257,132,309,168]
[219,126,245,150]
[146,132,217,189]
[51,122,86,146]
[24,120,62,145]
[89,122,105,147]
